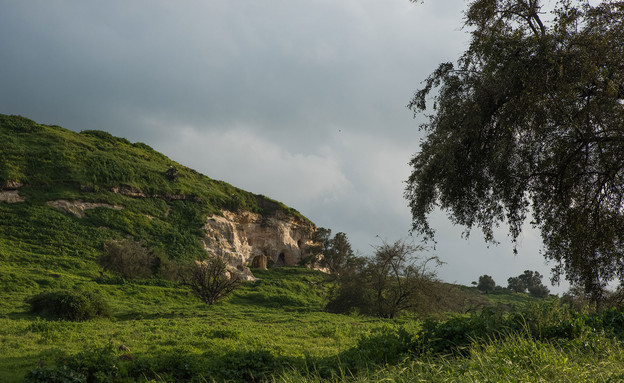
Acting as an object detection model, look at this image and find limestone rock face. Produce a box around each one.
[202,210,316,281]
[46,200,124,218]
[0,190,25,203]
[0,181,25,203]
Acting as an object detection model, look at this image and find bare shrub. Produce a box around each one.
[180,253,241,304]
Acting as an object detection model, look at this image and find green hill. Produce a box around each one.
[0,114,312,291]
[0,114,330,381]
[0,114,306,219]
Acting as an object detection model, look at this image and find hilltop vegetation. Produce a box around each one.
[0,114,306,218]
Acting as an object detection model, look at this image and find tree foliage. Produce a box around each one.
[307,228,356,275]
[326,238,442,318]
[405,0,624,301]
[477,275,496,294]
[368,240,443,318]
[323,232,356,275]
[507,276,526,293]
[508,270,550,297]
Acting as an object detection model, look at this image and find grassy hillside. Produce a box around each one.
[0,114,306,218]
[0,114,315,289]
[0,114,330,380]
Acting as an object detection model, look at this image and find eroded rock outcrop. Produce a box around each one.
[203,210,316,281]
[0,181,25,203]
[0,190,25,203]
[46,199,124,218]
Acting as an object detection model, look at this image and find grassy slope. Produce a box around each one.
[0,114,308,217]
[0,113,314,310]
[0,268,404,382]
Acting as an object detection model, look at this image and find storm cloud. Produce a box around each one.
[0,0,564,292]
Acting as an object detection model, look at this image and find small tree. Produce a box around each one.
[507,276,526,293]
[181,253,241,305]
[326,238,442,318]
[299,227,331,267]
[477,275,496,294]
[508,270,550,297]
[368,240,443,318]
[306,228,356,276]
[528,284,550,298]
[323,232,356,276]
[518,270,543,290]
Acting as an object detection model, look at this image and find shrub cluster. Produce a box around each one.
[417,301,624,356]
[99,238,161,279]
[25,345,284,383]
[27,289,110,321]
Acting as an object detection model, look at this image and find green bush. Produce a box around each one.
[27,289,110,321]
[99,238,159,279]
[127,351,204,382]
[25,344,122,383]
[345,326,414,366]
[213,350,278,382]
[416,301,608,356]
[418,307,508,355]
[24,365,86,383]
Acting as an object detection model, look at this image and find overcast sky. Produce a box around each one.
[0,0,568,293]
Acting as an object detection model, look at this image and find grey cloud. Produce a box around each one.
[0,0,565,292]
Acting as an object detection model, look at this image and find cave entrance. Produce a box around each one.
[251,254,267,269]
[275,252,286,267]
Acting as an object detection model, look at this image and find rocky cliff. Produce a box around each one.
[203,210,316,280]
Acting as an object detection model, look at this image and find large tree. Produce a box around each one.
[405,0,624,301]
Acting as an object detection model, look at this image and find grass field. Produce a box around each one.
[2,266,624,382]
[0,268,410,382]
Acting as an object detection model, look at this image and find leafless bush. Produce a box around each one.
[180,253,241,304]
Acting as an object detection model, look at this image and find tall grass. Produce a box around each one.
[275,333,624,382]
